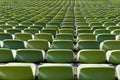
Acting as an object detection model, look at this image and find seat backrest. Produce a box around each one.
[0,33,12,40]
[77,40,99,50]
[78,64,115,80]
[16,49,45,63]
[100,40,120,51]
[106,50,120,64]
[14,33,32,41]
[24,28,39,35]
[52,40,74,50]
[35,33,53,42]
[0,48,14,62]
[77,49,106,63]
[27,39,50,50]
[38,64,74,80]
[3,39,25,49]
[56,33,74,41]
[96,33,115,42]
[77,33,96,41]
[6,29,21,34]
[47,49,74,63]
[0,63,36,80]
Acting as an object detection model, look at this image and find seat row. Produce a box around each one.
[0,39,120,51]
[0,63,119,80]
[0,48,120,64]
[0,32,120,43]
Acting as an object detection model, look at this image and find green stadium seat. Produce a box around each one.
[56,33,74,41]
[47,49,74,63]
[106,50,120,64]
[77,33,96,41]
[52,40,74,50]
[106,26,120,31]
[41,28,57,36]
[45,25,59,31]
[35,33,53,42]
[93,29,110,35]
[29,25,43,30]
[21,21,33,26]
[0,33,12,40]
[77,49,106,63]
[3,39,25,49]
[111,29,120,35]
[96,33,115,42]
[0,63,36,80]
[15,25,28,30]
[91,26,106,31]
[78,64,115,80]
[0,28,4,32]
[38,64,74,80]
[77,29,93,35]
[14,33,32,41]
[76,40,99,50]
[0,25,13,29]
[100,40,120,51]
[16,49,45,63]
[27,39,50,50]
[24,28,39,35]
[7,21,19,26]
[116,65,120,80]
[59,29,74,36]
[0,48,14,62]
[6,28,21,34]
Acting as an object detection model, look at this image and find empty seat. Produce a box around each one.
[27,39,50,50]
[77,33,95,41]
[0,28,4,32]
[7,21,19,26]
[0,33,12,40]
[100,40,120,51]
[91,26,106,31]
[107,26,120,31]
[104,22,116,27]
[78,64,115,80]
[6,28,21,34]
[47,49,74,63]
[59,29,74,36]
[16,49,45,63]
[56,33,74,41]
[14,33,32,41]
[3,39,25,49]
[106,50,120,64]
[24,28,39,35]
[35,33,53,42]
[38,64,74,80]
[77,49,106,63]
[0,25,12,29]
[111,29,120,35]
[21,21,33,26]
[45,25,59,31]
[41,28,57,36]
[96,34,115,42]
[29,25,43,30]
[77,29,93,34]
[15,25,28,30]
[93,29,110,35]
[0,48,14,62]
[0,63,36,80]
[116,65,120,80]
[76,40,99,50]
[76,26,90,30]
[52,40,74,50]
